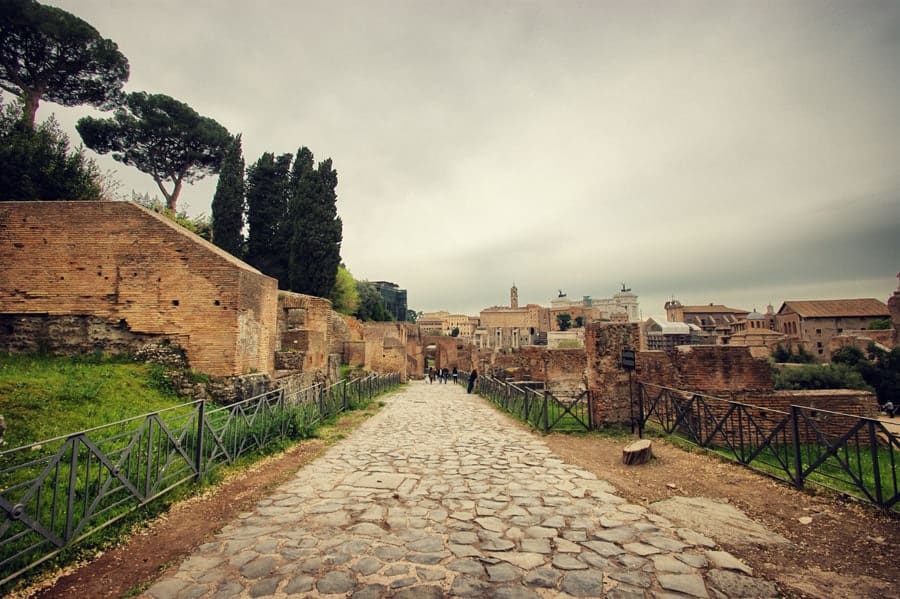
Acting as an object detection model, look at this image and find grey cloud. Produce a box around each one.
[37,0,900,317]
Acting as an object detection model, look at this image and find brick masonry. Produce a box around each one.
[0,201,278,377]
[585,321,876,431]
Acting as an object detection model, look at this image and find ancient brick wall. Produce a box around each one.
[0,201,277,377]
[662,345,774,395]
[363,322,409,380]
[585,322,641,425]
[275,292,331,373]
[661,389,879,445]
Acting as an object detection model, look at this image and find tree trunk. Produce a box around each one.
[23,91,40,129]
[622,439,653,465]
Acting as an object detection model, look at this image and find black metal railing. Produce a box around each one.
[635,382,899,512]
[458,373,591,433]
[0,373,401,586]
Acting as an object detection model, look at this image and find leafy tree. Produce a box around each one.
[574,316,584,328]
[77,92,231,211]
[354,281,392,322]
[831,346,865,367]
[287,147,342,298]
[0,0,129,127]
[773,344,815,364]
[451,327,460,337]
[330,264,359,315]
[793,345,815,364]
[556,313,572,331]
[0,96,103,200]
[245,152,291,285]
[864,343,900,405]
[868,318,892,330]
[773,344,791,363]
[406,310,418,324]
[211,134,245,257]
[774,363,872,392]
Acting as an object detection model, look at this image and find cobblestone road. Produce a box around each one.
[144,381,778,598]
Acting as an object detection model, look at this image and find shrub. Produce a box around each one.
[774,363,873,391]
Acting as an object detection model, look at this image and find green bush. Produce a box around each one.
[774,363,873,391]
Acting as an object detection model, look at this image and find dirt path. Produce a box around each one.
[18,402,899,599]
[543,431,899,598]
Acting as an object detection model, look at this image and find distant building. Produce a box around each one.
[664,300,749,343]
[418,310,478,339]
[476,285,550,348]
[549,285,640,330]
[775,298,890,360]
[371,281,407,322]
[643,317,712,351]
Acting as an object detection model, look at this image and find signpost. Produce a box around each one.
[621,349,636,370]
[621,349,638,434]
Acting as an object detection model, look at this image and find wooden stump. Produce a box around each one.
[622,439,653,465]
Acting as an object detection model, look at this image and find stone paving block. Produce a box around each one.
[706,550,754,575]
[248,576,279,597]
[283,574,313,594]
[489,551,546,570]
[560,570,606,596]
[658,573,710,598]
[351,584,387,599]
[450,574,491,596]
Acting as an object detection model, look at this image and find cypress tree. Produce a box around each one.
[287,147,343,297]
[245,152,291,286]
[211,134,245,257]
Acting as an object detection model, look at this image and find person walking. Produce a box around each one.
[428,366,434,384]
[452,366,458,384]
[467,369,478,394]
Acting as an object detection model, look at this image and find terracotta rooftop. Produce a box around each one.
[681,304,748,314]
[778,298,889,318]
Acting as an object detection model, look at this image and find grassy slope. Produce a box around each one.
[0,353,186,449]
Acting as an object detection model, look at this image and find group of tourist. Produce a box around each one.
[425,365,478,394]
[427,366,458,384]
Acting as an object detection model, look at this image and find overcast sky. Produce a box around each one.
[37,0,900,319]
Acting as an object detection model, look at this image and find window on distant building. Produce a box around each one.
[815,329,821,335]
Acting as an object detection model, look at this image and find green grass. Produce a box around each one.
[642,422,899,511]
[0,358,402,594]
[0,353,187,449]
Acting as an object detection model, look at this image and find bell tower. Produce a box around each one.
[510,284,519,309]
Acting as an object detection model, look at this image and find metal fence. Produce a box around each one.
[0,373,400,586]
[458,373,591,433]
[635,382,899,512]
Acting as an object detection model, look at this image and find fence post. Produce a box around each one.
[868,419,883,506]
[790,405,804,489]
[543,390,549,433]
[194,399,205,480]
[587,390,593,430]
[318,384,325,418]
[637,384,645,439]
[343,380,348,411]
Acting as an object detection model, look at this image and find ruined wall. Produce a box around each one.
[585,322,641,425]
[676,389,879,445]
[275,293,330,371]
[363,322,409,380]
[829,330,895,355]
[489,346,586,398]
[0,201,277,377]
[658,345,774,395]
